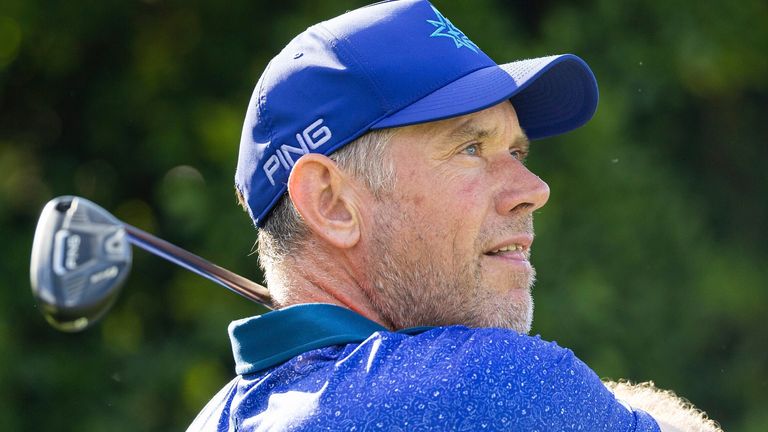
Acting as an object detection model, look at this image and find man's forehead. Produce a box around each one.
[394,102,529,146]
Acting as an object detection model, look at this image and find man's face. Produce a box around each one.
[362,101,550,332]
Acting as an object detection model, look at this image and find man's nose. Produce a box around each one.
[493,159,550,215]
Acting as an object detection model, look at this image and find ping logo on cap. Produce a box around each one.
[262,119,333,186]
[426,5,478,53]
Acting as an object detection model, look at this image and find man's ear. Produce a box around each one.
[287,153,362,249]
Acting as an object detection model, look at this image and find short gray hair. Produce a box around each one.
[237,128,397,287]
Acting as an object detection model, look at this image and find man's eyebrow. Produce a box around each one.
[445,120,496,143]
[445,119,531,151]
[515,134,531,152]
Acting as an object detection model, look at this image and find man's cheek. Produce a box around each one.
[456,177,486,208]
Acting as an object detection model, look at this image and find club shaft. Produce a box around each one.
[123,224,274,309]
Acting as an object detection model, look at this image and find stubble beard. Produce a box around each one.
[366,208,536,333]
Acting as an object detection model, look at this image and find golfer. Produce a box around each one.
[188,1,718,430]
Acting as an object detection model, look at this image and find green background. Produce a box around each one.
[1,0,766,430]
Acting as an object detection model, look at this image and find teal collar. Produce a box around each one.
[228,304,430,375]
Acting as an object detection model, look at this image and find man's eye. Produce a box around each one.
[510,148,528,161]
[462,143,480,156]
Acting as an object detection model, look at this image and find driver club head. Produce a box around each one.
[30,196,132,332]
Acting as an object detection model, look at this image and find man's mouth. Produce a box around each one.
[486,244,525,255]
[483,235,533,262]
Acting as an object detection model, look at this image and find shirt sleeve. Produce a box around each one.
[455,329,662,431]
[635,409,663,431]
[185,377,239,432]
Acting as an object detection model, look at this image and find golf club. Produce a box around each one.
[30,195,274,332]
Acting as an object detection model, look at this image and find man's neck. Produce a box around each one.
[268,251,395,329]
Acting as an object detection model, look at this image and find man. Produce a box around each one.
[188,1,715,430]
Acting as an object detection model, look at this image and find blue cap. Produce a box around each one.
[236,0,599,226]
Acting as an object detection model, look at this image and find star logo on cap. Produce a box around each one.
[426,5,479,53]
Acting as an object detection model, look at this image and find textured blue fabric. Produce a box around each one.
[187,305,659,431]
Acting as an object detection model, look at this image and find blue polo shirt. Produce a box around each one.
[187,304,659,431]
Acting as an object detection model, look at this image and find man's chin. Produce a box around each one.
[471,288,533,333]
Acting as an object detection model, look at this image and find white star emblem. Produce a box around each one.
[426,6,479,53]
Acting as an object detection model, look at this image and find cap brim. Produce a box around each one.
[371,54,598,140]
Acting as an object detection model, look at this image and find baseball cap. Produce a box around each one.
[235,0,599,226]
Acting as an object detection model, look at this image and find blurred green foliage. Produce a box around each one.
[1,0,766,430]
